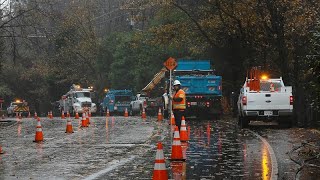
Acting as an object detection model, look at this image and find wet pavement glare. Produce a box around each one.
[1,115,319,180]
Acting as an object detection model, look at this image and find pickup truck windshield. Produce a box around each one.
[115,96,131,102]
[75,92,90,98]
[260,82,282,91]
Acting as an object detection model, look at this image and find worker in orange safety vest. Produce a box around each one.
[170,80,186,131]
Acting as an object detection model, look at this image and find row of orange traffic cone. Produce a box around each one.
[33,111,93,143]
[153,114,189,180]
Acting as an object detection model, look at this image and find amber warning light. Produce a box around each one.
[261,75,268,80]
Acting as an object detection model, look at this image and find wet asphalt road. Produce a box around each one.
[0,115,319,179]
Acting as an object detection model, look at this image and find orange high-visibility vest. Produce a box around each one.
[172,89,186,110]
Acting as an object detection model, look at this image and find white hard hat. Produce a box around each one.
[173,80,181,86]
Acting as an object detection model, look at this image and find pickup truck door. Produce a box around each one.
[134,96,139,110]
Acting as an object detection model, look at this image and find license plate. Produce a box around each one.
[190,102,197,105]
[264,111,273,116]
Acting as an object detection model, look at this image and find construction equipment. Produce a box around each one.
[131,67,169,117]
[101,89,133,116]
[7,99,30,117]
[59,84,97,116]
[173,60,223,118]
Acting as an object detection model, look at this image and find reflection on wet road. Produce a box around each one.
[1,116,319,179]
[178,118,272,179]
[103,117,274,180]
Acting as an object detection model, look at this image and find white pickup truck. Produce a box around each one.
[130,93,147,115]
[237,77,293,128]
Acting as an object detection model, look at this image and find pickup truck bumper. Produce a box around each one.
[243,109,293,117]
[75,107,97,113]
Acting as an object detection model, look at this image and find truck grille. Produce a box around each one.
[81,102,91,107]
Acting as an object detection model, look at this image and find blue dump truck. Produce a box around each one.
[101,89,133,115]
[174,60,222,118]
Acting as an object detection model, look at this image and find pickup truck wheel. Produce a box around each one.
[279,117,292,128]
[239,116,249,129]
[129,106,135,116]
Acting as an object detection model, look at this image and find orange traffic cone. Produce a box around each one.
[157,108,163,121]
[124,108,128,117]
[75,112,79,119]
[67,111,70,118]
[88,110,92,117]
[270,82,275,92]
[65,118,74,133]
[180,116,189,142]
[34,112,37,119]
[34,118,44,142]
[28,112,31,118]
[50,111,53,119]
[61,111,65,119]
[81,113,88,127]
[171,126,185,161]
[170,112,176,125]
[106,109,110,117]
[18,112,22,119]
[152,142,168,180]
[86,112,90,124]
[141,108,146,119]
[47,112,50,118]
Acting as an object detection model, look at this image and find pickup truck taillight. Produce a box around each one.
[242,96,247,105]
[290,96,293,105]
[187,102,191,107]
[206,102,210,107]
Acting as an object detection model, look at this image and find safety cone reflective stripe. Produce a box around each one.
[61,111,65,119]
[81,113,88,127]
[75,112,79,119]
[34,118,44,142]
[170,112,175,125]
[106,109,110,117]
[142,108,146,119]
[34,112,37,119]
[152,142,168,180]
[65,118,74,133]
[180,116,189,142]
[157,108,163,121]
[171,126,185,161]
[124,108,128,117]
